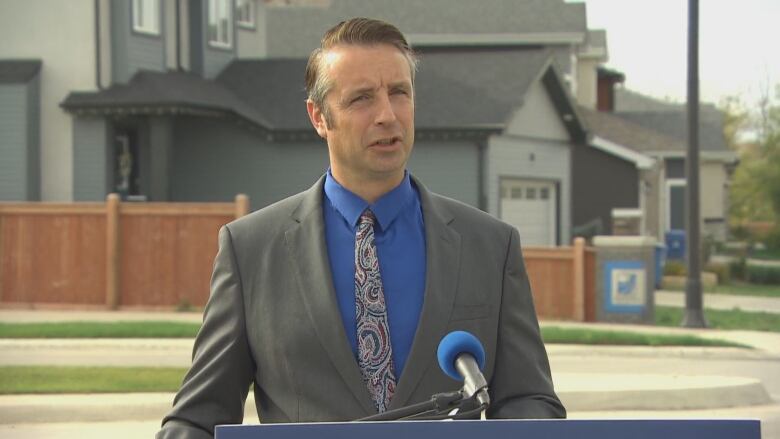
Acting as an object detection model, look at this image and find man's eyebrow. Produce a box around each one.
[389,81,412,90]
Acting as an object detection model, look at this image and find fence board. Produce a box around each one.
[0,213,106,305]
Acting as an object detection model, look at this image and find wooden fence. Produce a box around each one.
[1,198,595,320]
[0,194,248,309]
[524,238,596,322]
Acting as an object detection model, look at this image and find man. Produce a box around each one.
[158,17,564,438]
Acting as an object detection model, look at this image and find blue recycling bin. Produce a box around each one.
[654,244,666,288]
[665,230,686,260]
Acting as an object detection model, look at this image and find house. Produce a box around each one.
[610,88,737,241]
[4,0,649,247]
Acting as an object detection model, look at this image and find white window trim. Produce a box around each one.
[132,0,161,36]
[236,0,256,30]
[208,0,234,49]
[665,178,686,232]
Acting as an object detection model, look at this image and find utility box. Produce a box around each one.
[593,236,657,324]
[611,208,643,236]
[665,230,686,260]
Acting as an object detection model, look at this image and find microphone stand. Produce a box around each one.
[357,389,488,422]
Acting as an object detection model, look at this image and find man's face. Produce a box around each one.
[307,44,415,190]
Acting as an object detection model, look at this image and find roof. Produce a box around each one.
[414,48,552,129]
[579,106,686,154]
[220,48,581,134]
[265,0,587,56]
[614,111,729,152]
[612,88,730,152]
[61,48,587,140]
[0,59,42,84]
[61,70,271,128]
[217,59,310,130]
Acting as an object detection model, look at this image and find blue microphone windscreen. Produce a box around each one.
[436,331,486,380]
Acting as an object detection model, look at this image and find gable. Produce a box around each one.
[505,79,570,141]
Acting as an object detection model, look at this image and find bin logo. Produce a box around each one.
[604,261,646,312]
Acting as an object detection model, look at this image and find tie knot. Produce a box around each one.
[359,209,376,226]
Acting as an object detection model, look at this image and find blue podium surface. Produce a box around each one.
[216,419,760,439]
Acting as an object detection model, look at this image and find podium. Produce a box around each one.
[216,419,760,439]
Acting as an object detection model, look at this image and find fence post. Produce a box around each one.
[106,193,121,310]
[573,237,586,321]
[235,194,250,219]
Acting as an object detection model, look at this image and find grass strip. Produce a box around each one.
[541,326,747,348]
[656,306,780,332]
[0,366,187,394]
[0,321,200,338]
[663,282,780,298]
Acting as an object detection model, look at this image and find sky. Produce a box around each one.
[580,0,780,109]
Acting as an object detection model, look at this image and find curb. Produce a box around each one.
[555,373,772,411]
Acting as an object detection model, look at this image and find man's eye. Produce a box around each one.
[351,95,369,103]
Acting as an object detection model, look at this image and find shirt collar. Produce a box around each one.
[324,170,415,231]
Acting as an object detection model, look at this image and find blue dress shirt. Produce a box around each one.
[323,171,426,377]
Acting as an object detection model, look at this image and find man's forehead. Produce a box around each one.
[321,44,412,91]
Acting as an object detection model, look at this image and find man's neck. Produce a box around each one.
[330,170,405,204]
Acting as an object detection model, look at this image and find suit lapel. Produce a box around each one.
[284,177,376,415]
[389,178,462,409]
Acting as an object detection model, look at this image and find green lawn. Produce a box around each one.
[655,306,780,332]
[663,281,780,298]
[540,326,746,348]
[0,321,200,338]
[0,366,187,394]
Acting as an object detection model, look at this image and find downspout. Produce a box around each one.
[477,137,487,212]
[94,0,103,89]
[175,0,182,70]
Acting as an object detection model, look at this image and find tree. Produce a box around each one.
[726,85,780,226]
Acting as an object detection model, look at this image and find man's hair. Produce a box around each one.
[305,17,419,126]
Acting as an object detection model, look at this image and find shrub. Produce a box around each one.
[746,263,780,285]
[764,226,780,252]
[729,258,747,281]
[704,262,731,285]
[664,261,687,276]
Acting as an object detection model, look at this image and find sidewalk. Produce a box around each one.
[656,289,780,314]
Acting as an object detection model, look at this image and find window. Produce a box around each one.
[511,188,523,199]
[236,0,255,29]
[525,188,536,200]
[132,0,160,35]
[209,0,233,48]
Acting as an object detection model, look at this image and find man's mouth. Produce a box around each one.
[370,137,401,147]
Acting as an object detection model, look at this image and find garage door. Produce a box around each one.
[500,179,557,246]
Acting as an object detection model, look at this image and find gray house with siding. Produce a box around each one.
[612,88,737,240]
[5,0,652,247]
[63,46,591,247]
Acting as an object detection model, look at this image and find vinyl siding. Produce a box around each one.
[407,140,480,208]
[0,85,27,200]
[171,117,329,206]
[111,0,166,84]
[73,117,111,201]
[572,143,639,234]
[487,134,571,245]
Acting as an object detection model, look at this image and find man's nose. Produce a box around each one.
[374,92,398,125]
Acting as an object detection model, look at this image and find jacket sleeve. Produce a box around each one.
[486,227,566,419]
[157,225,256,438]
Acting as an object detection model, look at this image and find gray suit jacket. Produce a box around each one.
[158,175,565,438]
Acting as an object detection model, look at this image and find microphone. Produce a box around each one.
[437,331,490,407]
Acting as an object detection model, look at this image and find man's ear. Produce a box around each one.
[306,99,328,139]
